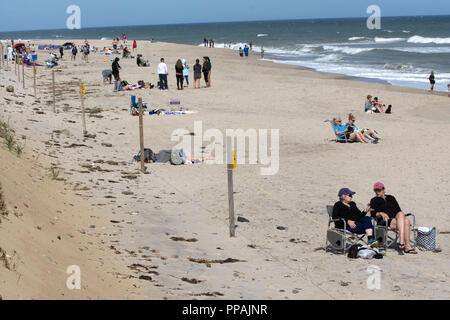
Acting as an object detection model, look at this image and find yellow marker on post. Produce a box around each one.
[82,84,86,95]
[232,150,237,169]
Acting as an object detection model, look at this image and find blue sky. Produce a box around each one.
[1,0,449,31]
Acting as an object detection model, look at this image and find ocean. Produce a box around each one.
[1,15,449,92]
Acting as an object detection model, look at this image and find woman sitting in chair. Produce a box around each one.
[333,117,367,143]
[346,113,381,143]
[370,182,417,254]
[332,188,377,246]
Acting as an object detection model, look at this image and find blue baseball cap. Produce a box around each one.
[338,188,356,197]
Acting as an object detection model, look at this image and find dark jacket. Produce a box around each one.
[332,201,367,229]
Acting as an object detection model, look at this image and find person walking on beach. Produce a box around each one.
[71,45,78,61]
[122,33,127,44]
[244,45,249,58]
[429,71,435,92]
[249,41,253,51]
[132,40,137,52]
[83,44,90,62]
[204,37,208,47]
[158,58,169,90]
[112,57,122,91]
[175,59,184,90]
[261,46,265,58]
[182,59,189,87]
[193,59,202,89]
[59,46,64,60]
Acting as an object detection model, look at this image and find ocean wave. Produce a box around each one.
[101,37,111,40]
[314,53,343,62]
[390,46,450,54]
[257,34,268,37]
[323,45,373,55]
[374,37,406,43]
[348,37,367,41]
[407,35,450,44]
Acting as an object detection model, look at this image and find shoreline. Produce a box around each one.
[2,37,449,94]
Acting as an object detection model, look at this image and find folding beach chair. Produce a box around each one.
[130,95,147,115]
[325,205,367,254]
[324,120,354,143]
[372,213,417,252]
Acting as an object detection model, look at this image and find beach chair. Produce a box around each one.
[372,213,417,252]
[324,120,354,143]
[130,95,147,115]
[325,205,367,254]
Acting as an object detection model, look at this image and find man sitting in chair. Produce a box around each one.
[370,182,417,254]
[333,188,378,246]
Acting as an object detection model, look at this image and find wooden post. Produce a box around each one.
[138,97,145,173]
[52,70,56,113]
[22,59,25,89]
[227,136,236,237]
[33,63,37,97]
[0,43,3,69]
[80,80,86,135]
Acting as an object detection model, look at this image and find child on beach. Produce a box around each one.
[71,45,77,61]
[239,47,244,58]
[193,59,202,89]
[157,58,169,90]
[182,59,189,87]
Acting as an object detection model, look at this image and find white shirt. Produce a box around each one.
[157,62,168,75]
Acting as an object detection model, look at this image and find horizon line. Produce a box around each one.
[1,14,449,34]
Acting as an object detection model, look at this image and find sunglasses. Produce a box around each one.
[346,194,353,197]
[374,188,384,192]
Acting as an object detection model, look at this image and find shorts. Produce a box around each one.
[194,73,201,80]
[203,72,209,82]
[112,72,120,80]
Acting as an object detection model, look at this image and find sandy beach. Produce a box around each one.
[0,39,449,300]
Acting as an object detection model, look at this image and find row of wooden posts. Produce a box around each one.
[0,43,237,238]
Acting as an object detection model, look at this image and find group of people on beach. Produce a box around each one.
[158,56,212,90]
[333,182,417,255]
[203,38,215,48]
[365,95,392,114]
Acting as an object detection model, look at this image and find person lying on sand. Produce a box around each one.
[370,182,417,255]
[332,188,378,246]
[346,113,381,143]
[333,117,368,143]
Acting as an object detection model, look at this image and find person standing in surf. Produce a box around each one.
[429,71,435,92]
[132,40,137,52]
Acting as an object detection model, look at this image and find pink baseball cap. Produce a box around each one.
[373,182,385,190]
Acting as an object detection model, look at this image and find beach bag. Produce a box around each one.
[170,149,186,165]
[416,227,436,251]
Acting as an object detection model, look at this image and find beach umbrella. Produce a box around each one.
[13,43,25,49]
